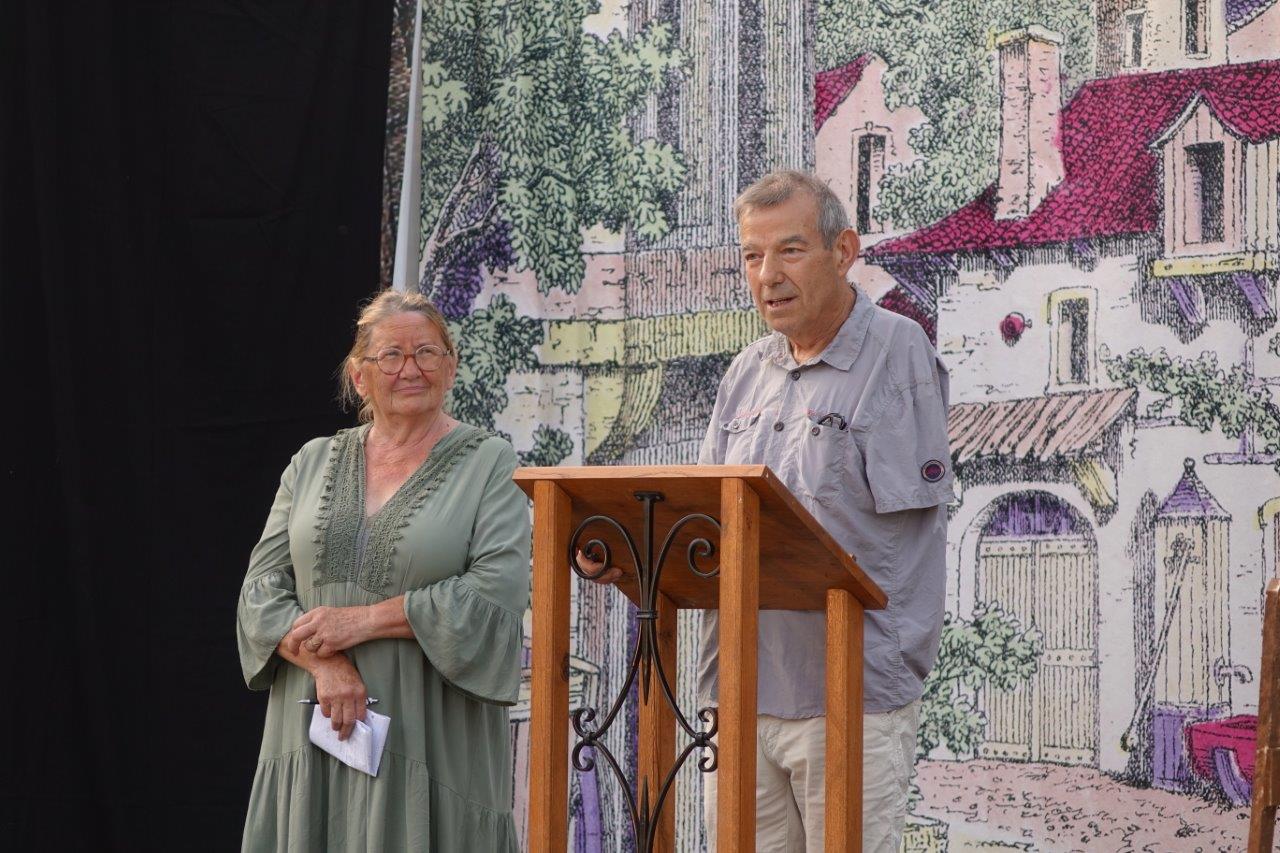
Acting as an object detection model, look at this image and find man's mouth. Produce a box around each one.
[766,296,796,308]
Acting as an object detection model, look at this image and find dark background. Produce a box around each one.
[4,2,396,848]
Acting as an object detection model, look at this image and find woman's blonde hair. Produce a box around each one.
[338,290,457,423]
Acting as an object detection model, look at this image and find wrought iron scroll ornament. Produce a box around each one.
[566,491,721,853]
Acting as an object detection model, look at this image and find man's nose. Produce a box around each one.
[759,252,785,285]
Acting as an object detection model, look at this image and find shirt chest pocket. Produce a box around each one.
[793,421,857,509]
[720,413,762,465]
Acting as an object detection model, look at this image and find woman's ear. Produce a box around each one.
[350,360,367,399]
[444,355,458,393]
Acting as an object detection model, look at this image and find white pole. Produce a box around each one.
[391,0,423,293]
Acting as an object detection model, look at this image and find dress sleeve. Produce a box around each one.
[402,442,531,705]
[236,452,306,691]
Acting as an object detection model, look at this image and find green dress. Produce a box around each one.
[236,423,530,851]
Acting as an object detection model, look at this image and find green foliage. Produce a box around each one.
[816,0,1095,228]
[448,295,543,430]
[518,424,575,467]
[917,603,1042,761]
[422,0,685,292]
[1105,347,1280,472]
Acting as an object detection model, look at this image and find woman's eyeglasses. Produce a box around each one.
[363,344,451,375]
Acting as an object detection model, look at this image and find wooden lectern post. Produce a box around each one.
[517,466,886,853]
[529,480,571,853]
[717,477,759,852]
[1248,578,1280,852]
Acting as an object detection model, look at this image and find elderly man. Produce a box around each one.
[583,170,951,852]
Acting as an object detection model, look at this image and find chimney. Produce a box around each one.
[994,26,1065,220]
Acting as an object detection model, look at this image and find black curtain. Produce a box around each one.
[3,2,395,848]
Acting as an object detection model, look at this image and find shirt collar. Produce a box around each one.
[762,287,871,372]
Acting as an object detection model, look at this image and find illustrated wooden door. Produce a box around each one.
[977,535,1099,765]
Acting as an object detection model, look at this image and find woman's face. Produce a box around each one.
[351,312,456,424]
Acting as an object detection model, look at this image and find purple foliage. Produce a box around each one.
[1226,0,1274,33]
[433,219,515,319]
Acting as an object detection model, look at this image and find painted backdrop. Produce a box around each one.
[382,1,1280,849]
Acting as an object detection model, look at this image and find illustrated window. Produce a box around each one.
[1184,0,1208,56]
[1048,289,1096,389]
[1185,141,1224,244]
[1124,11,1144,68]
[855,133,886,235]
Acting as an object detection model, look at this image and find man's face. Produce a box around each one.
[739,192,859,342]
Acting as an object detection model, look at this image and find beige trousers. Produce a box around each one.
[702,701,920,853]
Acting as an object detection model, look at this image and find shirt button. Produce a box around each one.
[790,369,801,381]
[810,426,820,436]
[773,421,784,432]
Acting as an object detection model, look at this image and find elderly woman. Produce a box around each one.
[236,290,529,851]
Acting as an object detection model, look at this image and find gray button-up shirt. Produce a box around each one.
[698,289,952,716]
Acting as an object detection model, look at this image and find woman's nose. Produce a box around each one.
[398,355,423,379]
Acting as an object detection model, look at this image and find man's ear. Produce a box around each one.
[836,228,860,276]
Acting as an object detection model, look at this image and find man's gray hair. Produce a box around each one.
[733,170,851,247]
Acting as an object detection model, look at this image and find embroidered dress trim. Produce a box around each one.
[312,423,488,593]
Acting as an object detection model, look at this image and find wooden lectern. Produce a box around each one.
[514,465,886,853]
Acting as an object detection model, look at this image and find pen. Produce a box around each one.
[298,698,380,706]
[817,412,848,430]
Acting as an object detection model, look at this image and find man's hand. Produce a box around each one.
[283,606,371,659]
[574,548,623,584]
[311,655,368,741]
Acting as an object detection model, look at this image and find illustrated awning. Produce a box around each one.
[949,387,1137,464]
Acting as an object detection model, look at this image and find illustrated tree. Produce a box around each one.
[1105,346,1280,473]
[816,0,1094,228]
[442,296,572,466]
[421,0,684,299]
[917,603,1042,763]
[447,295,540,431]
[420,0,686,463]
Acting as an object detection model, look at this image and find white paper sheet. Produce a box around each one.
[308,706,391,777]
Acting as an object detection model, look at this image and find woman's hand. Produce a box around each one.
[574,548,622,584]
[283,606,371,658]
[311,655,367,741]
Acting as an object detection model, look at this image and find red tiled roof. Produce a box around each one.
[1198,88,1280,141]
[948,387,1137,464]
[815,55,873,131]
[876,286,936,343]
[869,60,1280,258]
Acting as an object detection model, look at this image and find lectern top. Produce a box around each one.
[514,465,886,611]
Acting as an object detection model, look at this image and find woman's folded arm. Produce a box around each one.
[236,453,306,690]
[403,443,531,705]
